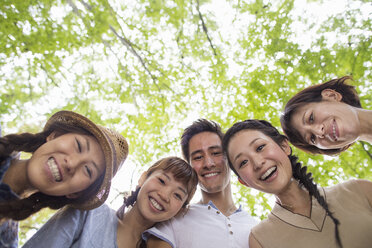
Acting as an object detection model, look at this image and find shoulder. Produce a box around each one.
[325,179,372,207]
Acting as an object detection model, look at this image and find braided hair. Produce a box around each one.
[223,119,342,247]
[0,122,102,220]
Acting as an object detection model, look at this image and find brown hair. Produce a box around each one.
[116,156,198,220]
[280,76,361,155]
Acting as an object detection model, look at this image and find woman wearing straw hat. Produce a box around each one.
[0,110,128,247]
[23,156,198,248]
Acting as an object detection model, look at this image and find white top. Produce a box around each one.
[143,201,258,248]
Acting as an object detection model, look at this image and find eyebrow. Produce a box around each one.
[85,137,90,151]
[92,161,100,174]
[190,145,222,157]
[163,173,187,195]
[301,112,309,142]
[233,138,260,163]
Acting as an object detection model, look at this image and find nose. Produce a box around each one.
[313,123,325,138]
[64,157,77,175]
[252,155,265,171]
[158,189,170,203]
[203,155,215,169]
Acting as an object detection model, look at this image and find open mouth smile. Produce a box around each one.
[260,166,277,181]
[47,157,62,182]
[203,172,219,178]
[149,197,164,211]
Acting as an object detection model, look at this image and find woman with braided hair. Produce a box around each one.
[223,119,372,248]
[23,156,198,248]
[0,110,128,247]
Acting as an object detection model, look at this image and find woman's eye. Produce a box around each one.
[85,165,92,178]
[76,138,82,153]
[174,193,183,201]
[256,144,265,152]
[309,113,314,123]
[239,159,248,168]
[158,178,165,184]
[310,134,316,145]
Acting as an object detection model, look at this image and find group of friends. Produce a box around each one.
[0,75,371,247]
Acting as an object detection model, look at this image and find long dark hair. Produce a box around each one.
[223,119,342,247]
[280,76,361,155]
[0,122,104,220]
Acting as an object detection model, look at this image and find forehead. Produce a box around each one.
[188,132,221,153]
[229,130,266,148]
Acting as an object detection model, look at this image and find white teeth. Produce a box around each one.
[150,197,163,211]
[260,167,276,180]
[204,172,218,178]
[47,158,61,182]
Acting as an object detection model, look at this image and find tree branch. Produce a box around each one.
[196,0,217,56]
[360,141,372,160]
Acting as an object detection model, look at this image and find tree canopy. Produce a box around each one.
[0,0,371,244]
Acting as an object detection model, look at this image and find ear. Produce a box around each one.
[238,177,249,187]
[321,89,342,102]
[280,139,292,156]
[46,131,58,142]
[137,172,148,187]
[65,192,81,199]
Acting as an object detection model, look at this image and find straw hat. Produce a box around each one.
[44,110,129,210]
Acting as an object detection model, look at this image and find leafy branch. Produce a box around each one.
[196,0,217,57]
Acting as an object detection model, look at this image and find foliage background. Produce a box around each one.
[0,0,371,245]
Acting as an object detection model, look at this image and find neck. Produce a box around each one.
[357,108,372,143]
[275,179,311,216]
[3,158,36,197]
[199,183,237,216]
[116,203,155,248]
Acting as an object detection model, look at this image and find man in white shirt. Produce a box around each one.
[144,119,257,248]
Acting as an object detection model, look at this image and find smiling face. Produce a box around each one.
[227,130,292,195]
[27,132,105,197]
[188,132,230,194]
[290,90,360,150]
[136,170,188,223]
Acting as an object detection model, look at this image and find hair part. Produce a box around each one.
[223,119,342,247]
[280,76,361,155]
[181,119,224,162]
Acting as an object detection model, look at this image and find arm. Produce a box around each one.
[23,207,88,248]
[355,179,372,207]
[249,232,263,248]
[147,236,172,248]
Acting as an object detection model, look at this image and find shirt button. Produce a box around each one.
[228,224,231,227]
[216,211,220,214]
[229,231,233,235]
[208,206,211,210]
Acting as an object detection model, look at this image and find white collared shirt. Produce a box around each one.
[143,201,258,248]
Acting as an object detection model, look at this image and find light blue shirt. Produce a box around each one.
[143,201,258,248]
[23,204,118,248]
